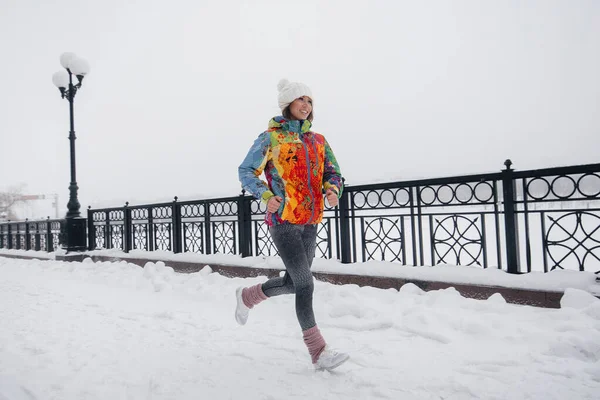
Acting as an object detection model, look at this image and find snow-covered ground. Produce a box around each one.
[1,256,600,400]
[2,248,599,295]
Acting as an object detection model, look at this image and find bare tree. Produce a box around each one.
[0,184,27,221]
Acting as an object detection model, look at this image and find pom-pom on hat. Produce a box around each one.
[277,78,313,111]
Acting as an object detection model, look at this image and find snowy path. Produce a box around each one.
[1,257,599,400]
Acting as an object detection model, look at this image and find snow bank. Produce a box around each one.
[0,257,599,399]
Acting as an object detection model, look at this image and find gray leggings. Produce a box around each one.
[261,223,318,331]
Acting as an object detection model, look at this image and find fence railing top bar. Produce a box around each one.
[0,218,64,225]
[90,195,248,214]
[178,195,246,206]
[128,202,176,209]
[512,163,600,179]
[91,201,178,212]
[89,206,126,213]
[347,172,503,192]
[90,201,182,213]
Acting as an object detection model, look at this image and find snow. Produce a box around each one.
[1,248,598,295]
[1,256,600,399]
[0,375,37,400]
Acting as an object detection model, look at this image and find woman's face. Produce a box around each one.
[289,96,313,120]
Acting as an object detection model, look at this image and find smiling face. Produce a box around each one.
[288,96,313,121]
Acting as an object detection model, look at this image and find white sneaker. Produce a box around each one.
[235,287,250,325]
[314,346,350,371]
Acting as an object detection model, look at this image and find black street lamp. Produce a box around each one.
[52,52,90,253]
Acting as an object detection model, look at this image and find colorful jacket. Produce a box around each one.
[239,116,343,226]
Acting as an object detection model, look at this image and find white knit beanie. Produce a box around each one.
[277,78,313,111]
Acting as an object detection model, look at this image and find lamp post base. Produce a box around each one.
[62,217,87,253]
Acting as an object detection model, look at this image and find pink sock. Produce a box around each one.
[242,283,268,309]
[303,326,326,364]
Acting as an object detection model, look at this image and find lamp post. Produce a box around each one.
[52,52,90,253]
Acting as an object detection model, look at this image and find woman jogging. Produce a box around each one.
[236,78,349,371]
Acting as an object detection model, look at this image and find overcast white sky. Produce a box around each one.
[1,0,599,218]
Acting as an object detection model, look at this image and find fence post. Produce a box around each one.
[339,188,352,264]
[87,207,95,251]
[238,192,252,258]
[104,211,111,249]
[502,159,521,274]
[7,223,12,249]
[204,201,212,255]
[16,223,22,250]
[147,207,155,251]
[46,218,53,252]
[34,222,41,251]
[124,202,132,253]
[25,219,31,250]
[172,197,182,253]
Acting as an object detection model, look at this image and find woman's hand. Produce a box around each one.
[267,196,283,213]
[326,189,339,207]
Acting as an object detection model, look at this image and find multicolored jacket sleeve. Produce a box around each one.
[322,139,344,198]
[238,132,273,200]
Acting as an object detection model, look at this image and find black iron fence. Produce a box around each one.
[2,161,599,274]
[0,218,63,252]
